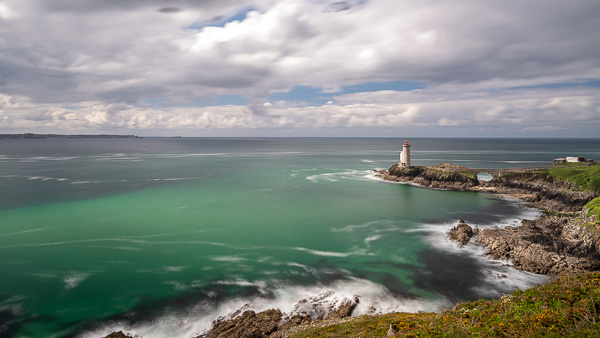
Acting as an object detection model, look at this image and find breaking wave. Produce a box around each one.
[78,277,445,338]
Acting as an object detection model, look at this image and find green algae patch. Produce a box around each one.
[288,272,600,337]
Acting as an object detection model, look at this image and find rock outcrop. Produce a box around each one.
[448,219,477,247]
[197,296,358,338]
[481,177,597,212]
[377,164,479,191]
[476,215,600,274]
[104,332,133,338]
[200,309,282,338]
[324,299,356,320]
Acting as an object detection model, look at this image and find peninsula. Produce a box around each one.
[375,162,600,275]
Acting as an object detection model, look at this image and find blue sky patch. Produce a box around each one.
[344,80,426,93]
[269,86,332,105]
[186,7,257,31]
[268,80,425,104]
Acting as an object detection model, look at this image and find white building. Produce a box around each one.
[399,140,411,167]
[566,156,585,163]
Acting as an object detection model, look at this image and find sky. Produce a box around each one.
[0,0,599,137]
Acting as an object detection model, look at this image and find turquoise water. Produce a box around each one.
[1,138,598,337]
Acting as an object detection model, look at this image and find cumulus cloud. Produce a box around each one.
[0,0,599,136]
[2,85,598,137]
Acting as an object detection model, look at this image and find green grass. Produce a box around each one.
[458,172,476,179]
[289,272,600,337]
[553,162,590,166]
[585,197,600,221]
[549,164,600,192]
[501,164,600,191]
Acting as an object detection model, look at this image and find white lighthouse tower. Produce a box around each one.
[399,140,411,167]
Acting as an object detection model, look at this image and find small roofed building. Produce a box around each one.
[566,156,586,163]
[554,156,591,165]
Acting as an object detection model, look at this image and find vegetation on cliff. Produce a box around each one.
[499,163,600,193]
[550,164,600,192]
[289,272,600,337]
[585,197,600,223]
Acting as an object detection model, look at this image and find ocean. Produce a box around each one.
[0,137,598,337]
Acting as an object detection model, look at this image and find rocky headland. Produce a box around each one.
[376,162,600,276]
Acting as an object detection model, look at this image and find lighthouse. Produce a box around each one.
[399,140,411,167]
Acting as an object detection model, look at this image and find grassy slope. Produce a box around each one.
[549,164,600,192]
[289,273,600,337]
[585,197,600,220]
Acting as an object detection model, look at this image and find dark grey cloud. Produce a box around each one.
[157,7,182,14]
[325,2,352,12]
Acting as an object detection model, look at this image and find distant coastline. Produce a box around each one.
[0,133,141,139]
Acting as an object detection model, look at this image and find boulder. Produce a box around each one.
[448,220,475,247]
[325,299,356,320]
[201,309,282,338]
[104,332,133,338]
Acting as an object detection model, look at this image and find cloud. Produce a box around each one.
[1,85,598,137]
[157,7,182,14]
[0,0,599,136]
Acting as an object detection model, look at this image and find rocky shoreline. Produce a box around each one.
[196,296,358,338]
[105,295,360,338]
[376,163,600,276]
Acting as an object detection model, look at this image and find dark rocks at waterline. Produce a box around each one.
[485,178,597,212]
[476,215,600,275]
[104,294,359,338]
[197,297,358,338]
[448,219,478,247]
[325,299,356,320]
[377,164,597,213]
[199,309,282,338]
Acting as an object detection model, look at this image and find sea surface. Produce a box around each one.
[1,137,599,337]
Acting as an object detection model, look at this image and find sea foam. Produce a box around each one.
[79,277,445,338]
